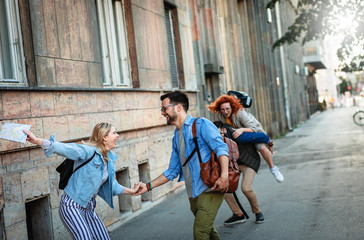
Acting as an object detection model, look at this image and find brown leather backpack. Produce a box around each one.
[184,118,240,193]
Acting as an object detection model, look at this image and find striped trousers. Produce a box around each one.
[59,193,110,240]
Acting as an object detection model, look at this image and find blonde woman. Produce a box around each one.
[25,122,140,240]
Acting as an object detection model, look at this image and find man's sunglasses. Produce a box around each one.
[161,104,176,112]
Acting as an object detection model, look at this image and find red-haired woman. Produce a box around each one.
[208,95,284,225]
[208,94,284,182]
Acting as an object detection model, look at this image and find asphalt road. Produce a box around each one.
[110,106,364,240]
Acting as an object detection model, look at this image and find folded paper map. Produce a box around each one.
[0,123,32,143]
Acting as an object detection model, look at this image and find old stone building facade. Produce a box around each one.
[0,0,317,239]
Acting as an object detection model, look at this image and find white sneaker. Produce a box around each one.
[270,165,284,183]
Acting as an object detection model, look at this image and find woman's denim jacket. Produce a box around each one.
[45,135,125,208]
[163,115,229,198]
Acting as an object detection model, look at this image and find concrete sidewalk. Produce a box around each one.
[109,106,364,240]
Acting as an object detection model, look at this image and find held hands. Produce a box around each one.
[23,131,43,146]
[133,182,148,196]
[125,182,142,195]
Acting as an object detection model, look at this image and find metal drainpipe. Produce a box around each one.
[275,2,292,131]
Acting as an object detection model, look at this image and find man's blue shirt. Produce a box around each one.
[163,115,229,198]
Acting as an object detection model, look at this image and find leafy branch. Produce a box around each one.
[267,0,364,72]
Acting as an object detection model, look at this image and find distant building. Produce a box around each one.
[303,38,341,109]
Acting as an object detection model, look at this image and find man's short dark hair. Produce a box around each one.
[160,91,189,112]
[213,121,225,129]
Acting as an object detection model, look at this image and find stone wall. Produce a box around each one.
[0,0,199,238]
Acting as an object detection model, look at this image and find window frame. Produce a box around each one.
[96,0,131,87]
[0,0,27,86]
[164,3,185,89]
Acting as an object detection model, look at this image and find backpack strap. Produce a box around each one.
[183,118,202,166]
[74,151,96,172]
[191,117,198,138]
[233,191,250,219]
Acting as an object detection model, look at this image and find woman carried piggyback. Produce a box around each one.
[24,122,141,240]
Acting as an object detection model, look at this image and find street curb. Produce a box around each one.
[107,184,186,233]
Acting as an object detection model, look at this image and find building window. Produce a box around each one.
[138,162,151,202]
[96,0,131,87]
[304,46,318,56]
[266,8,272,23]
[116,168,132,213]
[0,0,26,86]
[25,196,53,239]
[164,3,184,89]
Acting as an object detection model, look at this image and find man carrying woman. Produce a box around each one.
[208,94,284,182]
[208,95,284,225]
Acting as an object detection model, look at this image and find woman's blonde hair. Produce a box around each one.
[89,122,112,161]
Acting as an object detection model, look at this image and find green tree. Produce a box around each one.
[267,0,364,72]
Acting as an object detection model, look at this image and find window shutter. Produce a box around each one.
[164,7,179,88]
